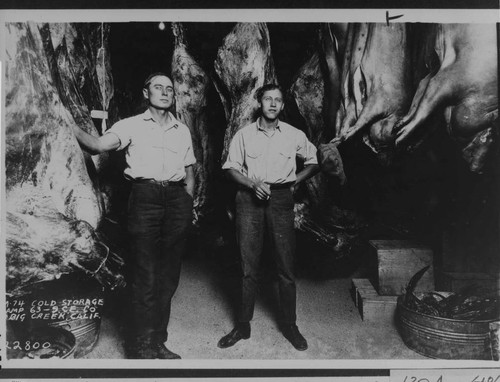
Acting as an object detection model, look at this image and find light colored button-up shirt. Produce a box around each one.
[222,119,318,184]
[106,110,196,181]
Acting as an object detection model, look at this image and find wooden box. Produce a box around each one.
[370,240,434,296]
[350,278,378,307]
[354,278,398,323]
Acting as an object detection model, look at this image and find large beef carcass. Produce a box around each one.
[334,23,413,164]
[6,208,124,294]
[171,22,214,223]
[290,51,325,146]
[44,23,113,136]
[5,22,103,227]
[290,24,346,199]
[323,23,347,138]
[393,24,499,275]
[314,23,347,183]
[41,23,115,212]
[288,26,333,242]
[289,24,344,145]
[289,24,363,260]
[5,22,123,293]
[214,22,278,159]
[395,24,498,173]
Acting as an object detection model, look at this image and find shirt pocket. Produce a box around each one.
[278,148,293,160]
[273,146,296,180]
[276,142,296,164]
[161,138,185,171]
[133,127,163,150]
[162,141,179,155]
[245,146,263,160]
[244,145,264,179]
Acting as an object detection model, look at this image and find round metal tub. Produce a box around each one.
[49,318,101,358]
[397,296,496,360]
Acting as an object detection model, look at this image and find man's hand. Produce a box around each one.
[252,179,271,201]
[225,169,270,201]
[184,165,195,198]
[72,125,120,154]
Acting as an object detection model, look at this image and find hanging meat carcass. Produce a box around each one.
[214,22,278,159]
[41,22,116,213]
[335,23,413,165]
[171,22,214,223]
[290,52,326,147]
[322,23,347,140]
[5,22,103,227]
[395,24,498,173]
[44,23,113,136]
[289,24,362,259]
[6,208,124,294]
[315,23,347,184]
[4,22,123,293]
[290,24,346,201]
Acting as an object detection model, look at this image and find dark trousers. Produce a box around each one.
[235,188,297,324]
[127,182,192,343]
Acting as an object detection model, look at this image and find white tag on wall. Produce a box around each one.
[91,110,108,120]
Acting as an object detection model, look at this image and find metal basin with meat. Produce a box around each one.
[397,295,497,360]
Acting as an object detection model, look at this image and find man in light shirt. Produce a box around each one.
[218,84,319,351]
[72,73,195,359]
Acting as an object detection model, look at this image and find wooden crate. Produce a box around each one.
[355,279,398,322]
[350,278,378,307]
[369,240,434,296]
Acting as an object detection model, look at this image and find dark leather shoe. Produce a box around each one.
[155,342,181,359]
[129,337,157,359]
[217,322,250,349]
[281,324,308,351]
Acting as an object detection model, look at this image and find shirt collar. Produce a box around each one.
[142,109,179,129]
[141,109,155,121]
[256,117,281,132]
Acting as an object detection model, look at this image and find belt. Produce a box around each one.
[132,178,185,187]
[269,182,294,190]
[238,182,294,191]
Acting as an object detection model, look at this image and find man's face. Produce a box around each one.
[143,75,175,110]
[259,89,284,121]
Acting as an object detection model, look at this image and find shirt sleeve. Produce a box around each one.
[296,130,318,166]
[105,119,131,151]
[184,129,197,167]
[222,130,245,172]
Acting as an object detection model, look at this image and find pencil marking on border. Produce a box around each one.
[386,11,405,25]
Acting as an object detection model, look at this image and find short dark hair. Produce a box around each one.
[255,83,283,103]
[143,72,171,89]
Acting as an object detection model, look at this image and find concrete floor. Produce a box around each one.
[83,253,425,361]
